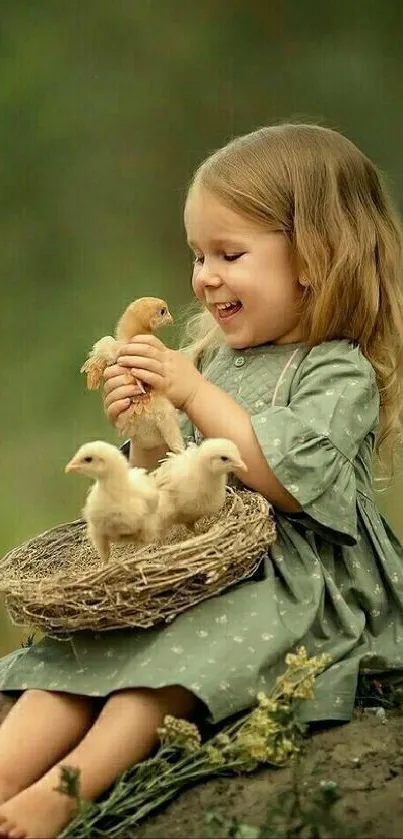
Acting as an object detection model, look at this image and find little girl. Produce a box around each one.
[1,122,403,839]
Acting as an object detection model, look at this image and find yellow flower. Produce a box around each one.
[285,646,310,668]
[158,715,202,753]
[256,693,278,713]
[284,647,331,674]
[249,742,270,761]
[281,737,295,754]
[274,676,295,697]
[293,676,315,700]
[205,745,226,766]
[216,732,231,746]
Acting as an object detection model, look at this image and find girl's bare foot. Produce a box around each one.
[0,685,196,839]
[0,780,20,808]
[0,780,75,839]
[0,689,95,812]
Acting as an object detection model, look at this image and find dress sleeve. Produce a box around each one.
[177,410,195,444]
[250,343,379,545]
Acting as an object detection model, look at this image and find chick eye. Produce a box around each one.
[83,456,93,463]
[159,307,167,316]
[220,455,230,462]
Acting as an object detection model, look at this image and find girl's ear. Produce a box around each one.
[291,246,309,288]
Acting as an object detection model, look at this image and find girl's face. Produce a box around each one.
[185,185,304,349]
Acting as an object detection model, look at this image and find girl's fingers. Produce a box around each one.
[117,342,162,360]
[128,334,165,349]
[106,398,131,422]
[104,373,135,396]
[116,355,163,374]
[104,384,140,408]
[103,364,126,380]
[128,368,161,389]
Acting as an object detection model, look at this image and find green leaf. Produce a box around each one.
[234,823,261,839]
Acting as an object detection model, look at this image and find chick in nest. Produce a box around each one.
[65,440,160,563]
[154,437,247,529]
[80,297,184,453]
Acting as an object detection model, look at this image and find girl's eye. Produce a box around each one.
[224,252,244,262]
[192,252,244,266]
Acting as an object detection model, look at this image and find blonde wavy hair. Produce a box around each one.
[182,123,403,462]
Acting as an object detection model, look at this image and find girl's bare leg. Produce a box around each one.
[0,690,95,804]
[0,685,196,839]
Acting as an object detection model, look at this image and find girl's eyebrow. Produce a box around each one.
[187,235,246,250]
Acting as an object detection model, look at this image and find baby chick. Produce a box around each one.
[80,297,184,453]
[65,440,160,563]
[154,438,247,529]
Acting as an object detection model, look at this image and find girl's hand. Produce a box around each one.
[116,334,203,410]
[103,365,145,426]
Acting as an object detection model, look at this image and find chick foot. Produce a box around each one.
[0,780,75,839]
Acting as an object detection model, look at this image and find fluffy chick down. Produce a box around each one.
[80,297,184,453]
[65,440,160,563]
[153,438,247,529]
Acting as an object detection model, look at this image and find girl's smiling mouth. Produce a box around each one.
[215,301,242,321]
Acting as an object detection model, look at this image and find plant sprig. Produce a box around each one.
[60,647,330,839]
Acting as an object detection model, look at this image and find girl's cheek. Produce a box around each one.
[191,271,203,300]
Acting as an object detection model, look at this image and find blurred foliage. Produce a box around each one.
[2,0,403,651]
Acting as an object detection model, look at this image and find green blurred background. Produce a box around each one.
[2,1,403,653]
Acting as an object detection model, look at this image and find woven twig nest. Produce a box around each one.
[0,488,276,635]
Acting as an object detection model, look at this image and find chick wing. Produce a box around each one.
[80,335,120,389]
[128,466,159,513]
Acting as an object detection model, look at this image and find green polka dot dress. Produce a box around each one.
[1,339,403,724]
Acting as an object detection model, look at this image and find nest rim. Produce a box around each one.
[0,488,276,634]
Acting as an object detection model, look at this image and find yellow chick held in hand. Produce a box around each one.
[80,297,184,452]
[65,440,160,564]
[154,438,247,529]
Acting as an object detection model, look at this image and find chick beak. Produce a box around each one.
[163,309,173,325]
[65,458,79,473]
[234,458,248,472]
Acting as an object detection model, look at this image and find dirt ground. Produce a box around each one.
[132,708,403,839]
[1,697,403,838]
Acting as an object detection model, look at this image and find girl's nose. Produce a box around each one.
[198,261,222,287]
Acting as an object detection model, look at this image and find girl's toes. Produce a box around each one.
[0,821,19,839]
[9,826,28,839]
